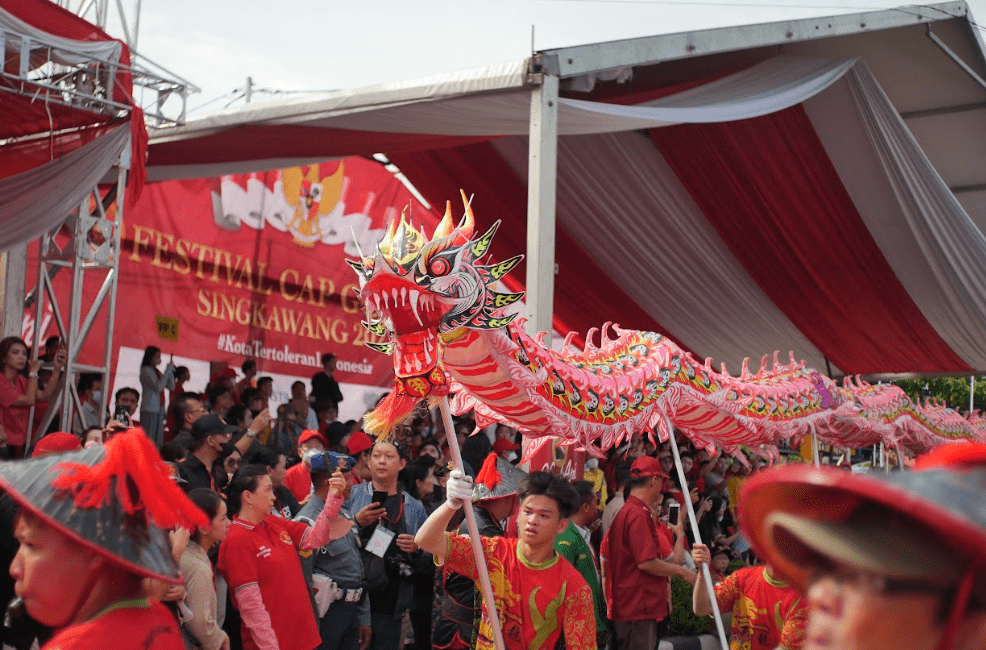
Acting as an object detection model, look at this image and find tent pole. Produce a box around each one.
[811,432,820,467]
[666,418,730,650]
[971,375,976,413]
[524,72,558,345]
[437,399,506,650]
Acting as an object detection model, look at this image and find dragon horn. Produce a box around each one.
[433,201,455,240]
[741,358,751,379]
[456,189,475,242]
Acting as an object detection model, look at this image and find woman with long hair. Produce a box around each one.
[218,463,350,650]
[0,336,65,458]
[181,489,231,650]
[138,345,175,448]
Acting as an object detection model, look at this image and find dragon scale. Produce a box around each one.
[350,194,986,457]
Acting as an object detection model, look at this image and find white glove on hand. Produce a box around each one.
[445,470,474,510]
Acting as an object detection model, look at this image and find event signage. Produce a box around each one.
[26,157,441,419]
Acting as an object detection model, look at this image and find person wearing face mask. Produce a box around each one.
[75,373,103,433]
[218,463,352,650]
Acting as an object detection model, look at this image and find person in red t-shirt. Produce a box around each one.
[692,544,806,650]
[218,463,352,650]
[283,429,327,503]
[0,428,211,650]
[0,337,66,458]
[417,469,598,650]
[601,456,695,650]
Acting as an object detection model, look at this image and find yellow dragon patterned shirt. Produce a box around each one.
[442,533,597,650]
[714,567,807,650]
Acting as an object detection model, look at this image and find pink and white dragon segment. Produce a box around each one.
[350,193,986,457]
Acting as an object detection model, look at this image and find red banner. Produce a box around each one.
[26,158,440,421]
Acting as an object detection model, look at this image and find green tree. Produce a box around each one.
[894,377,986,413]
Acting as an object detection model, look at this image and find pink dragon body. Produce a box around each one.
[351,194,986,457]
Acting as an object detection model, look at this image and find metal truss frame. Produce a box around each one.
[26,148,127,447]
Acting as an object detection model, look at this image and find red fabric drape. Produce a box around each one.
[148,126,493,169]
[649,106,970,375]
[389,141,679,348]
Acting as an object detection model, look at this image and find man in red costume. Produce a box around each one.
[0,428,211,650]
[692,544,806,650]
[416,470,598,650]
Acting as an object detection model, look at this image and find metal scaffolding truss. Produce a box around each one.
[27,153,128,446]
[2,1,198,129]
[0,0,197,446]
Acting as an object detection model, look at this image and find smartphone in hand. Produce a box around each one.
[372,490,388,507]
[669,503,680,525]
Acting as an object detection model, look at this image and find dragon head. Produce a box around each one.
[349,191,523,433]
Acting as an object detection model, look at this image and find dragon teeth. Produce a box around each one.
[409,289,423,327]
[400,287,407,306]
[392,288,399,305]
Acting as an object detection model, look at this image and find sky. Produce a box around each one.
[111,0,986,117]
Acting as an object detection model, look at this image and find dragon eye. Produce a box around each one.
[429,257,451,276]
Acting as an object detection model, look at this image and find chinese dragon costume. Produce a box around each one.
[350,192,986,457]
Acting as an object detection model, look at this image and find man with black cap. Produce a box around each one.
[739,443,986,650]
[178,413,239,492]
[1,427,209,649]
[601,455,694,650]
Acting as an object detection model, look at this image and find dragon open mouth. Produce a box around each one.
[361,273,450,379]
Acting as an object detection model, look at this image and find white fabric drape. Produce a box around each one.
[555,56,857,135]
[492,132,831,372]
[804,62,986,370]
[0,7,122,69]
[180,56,857,139]
[0,124,129,250]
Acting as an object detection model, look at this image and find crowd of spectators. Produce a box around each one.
[0,339,889,650]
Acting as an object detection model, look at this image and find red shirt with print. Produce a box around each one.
[715,567,807,650]
[217,515,320,650]
[601,494,674,622]
[442,533,597,650]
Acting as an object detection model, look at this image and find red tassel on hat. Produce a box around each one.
[50,428,209,530]
[475,453,502,490]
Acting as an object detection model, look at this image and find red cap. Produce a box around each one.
[346,431,373,456]
[209,368,237,383]
[493,438,520,453]
[630,456,668,479]
[32,432,82,457]
[299,429,327,448]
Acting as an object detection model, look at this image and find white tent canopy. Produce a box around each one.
[145,2,986,379]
